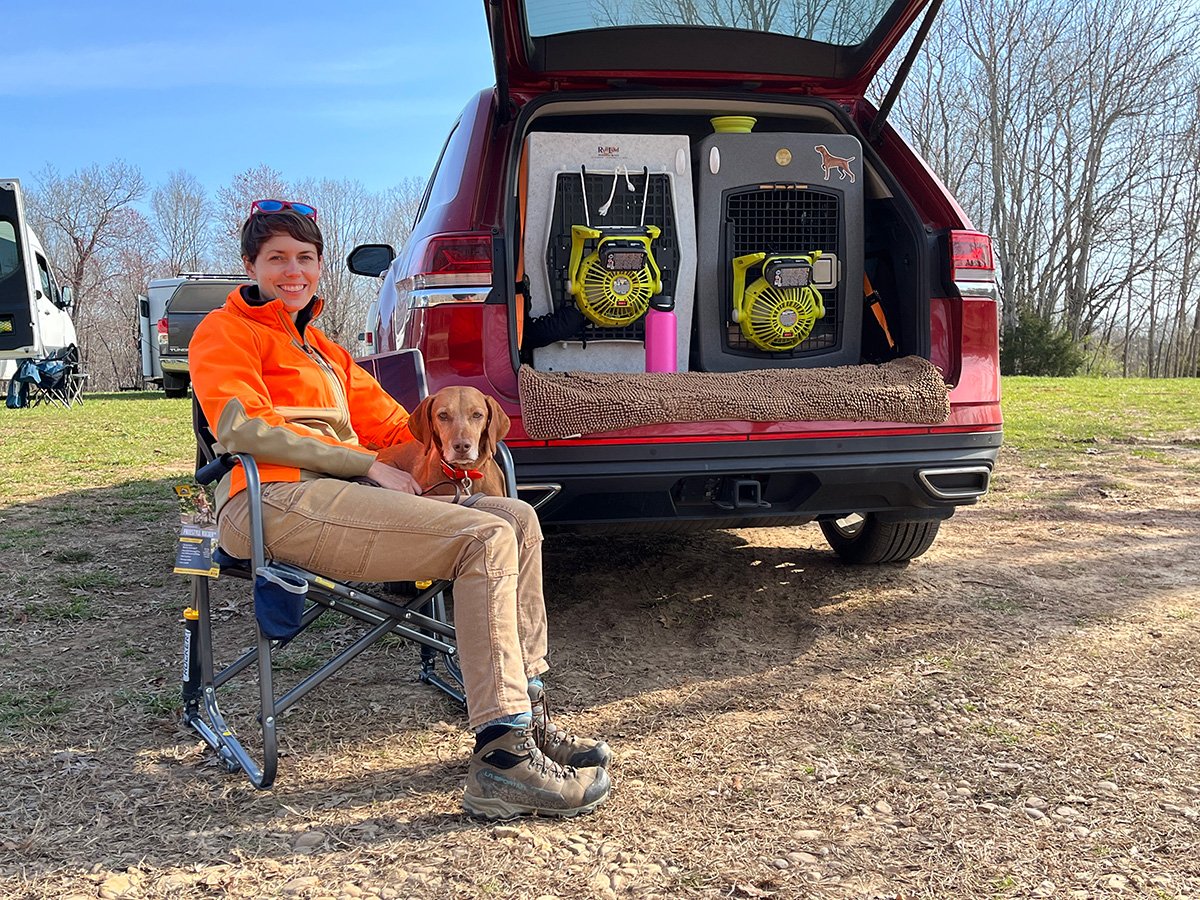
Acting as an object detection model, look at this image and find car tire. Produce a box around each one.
[164,372,189,399]
[819,513,940,564]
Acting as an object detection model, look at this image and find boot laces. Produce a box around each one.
[532,690,574,751]
[519,729,571,780]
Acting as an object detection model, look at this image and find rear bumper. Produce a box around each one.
[511,429,1002,529]
[160,358,189,374]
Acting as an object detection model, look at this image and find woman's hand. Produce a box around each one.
[367,460,422,494]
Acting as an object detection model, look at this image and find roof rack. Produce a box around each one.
[175,272,249,279]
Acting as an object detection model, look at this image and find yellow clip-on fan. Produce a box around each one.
[567,225,662,327]
[731,251,825,351]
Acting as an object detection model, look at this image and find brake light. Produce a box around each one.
[949,231,995,282]
[417,233,492,278]
[157,317,168,335]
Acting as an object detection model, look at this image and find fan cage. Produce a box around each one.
[547,172,679,342]
[724,186,841,356]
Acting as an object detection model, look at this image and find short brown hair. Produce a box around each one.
[240,209,324,262]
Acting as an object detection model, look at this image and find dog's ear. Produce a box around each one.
[406,395,436,447]
[482,395,511,459]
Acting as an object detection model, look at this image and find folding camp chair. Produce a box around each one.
[22,347,85,409]
[181,348,517,789]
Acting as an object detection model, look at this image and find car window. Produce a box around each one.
[421,120,470,217]
[0,221,19,281]
[523,0,895,45]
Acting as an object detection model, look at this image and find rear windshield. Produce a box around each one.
[523,0,896,46]
[167,281,243,314]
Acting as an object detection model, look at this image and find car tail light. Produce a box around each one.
[157,317,169,349]
[949,231,995,283]
[412,233,493,290]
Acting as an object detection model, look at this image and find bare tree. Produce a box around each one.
[89,208,159,390]
[152,170,212,274]
[25,161,147,381]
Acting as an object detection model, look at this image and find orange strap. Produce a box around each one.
[864,273,895,349]
[515,140,529,348]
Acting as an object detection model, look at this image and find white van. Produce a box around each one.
[0,179,76,381]
[137,280,175,390]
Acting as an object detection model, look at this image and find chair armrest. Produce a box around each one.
[193,452,268,572]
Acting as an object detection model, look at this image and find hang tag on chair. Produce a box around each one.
[173,483,219,577]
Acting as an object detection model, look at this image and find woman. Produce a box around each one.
[189,200,610,819]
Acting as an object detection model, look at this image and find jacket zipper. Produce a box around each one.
[279,309,355,438]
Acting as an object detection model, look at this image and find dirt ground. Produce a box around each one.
[2,443,1198,900]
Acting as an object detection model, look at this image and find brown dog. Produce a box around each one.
[377,385,511,497]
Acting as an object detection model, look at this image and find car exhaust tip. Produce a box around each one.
[916,466,991,501]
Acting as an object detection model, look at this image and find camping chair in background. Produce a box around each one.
[182,348,517,789]
[6,346,87,409]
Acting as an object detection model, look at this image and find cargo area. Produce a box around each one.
[510,99,929,383]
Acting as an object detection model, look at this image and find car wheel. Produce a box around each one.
[164,372,189,399]
[819,512,940,564]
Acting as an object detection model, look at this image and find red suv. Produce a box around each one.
[350,0,1001,564]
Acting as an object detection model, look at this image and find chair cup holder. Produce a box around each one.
[254,566,307,642]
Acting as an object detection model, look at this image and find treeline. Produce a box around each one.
[890,0,1200,376]
[24,164,422,391]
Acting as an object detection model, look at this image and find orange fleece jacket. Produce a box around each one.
[190,286,413,506]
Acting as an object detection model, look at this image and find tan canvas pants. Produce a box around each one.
[218,479,548,729]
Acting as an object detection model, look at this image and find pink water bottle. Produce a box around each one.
[644,295,677,373]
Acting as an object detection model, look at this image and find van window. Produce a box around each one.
[35,254,55,301]
[0,221,19,280]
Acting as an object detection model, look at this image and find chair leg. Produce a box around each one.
[181,568,465,788]
[418,587,466,706]
[182,573,279,789]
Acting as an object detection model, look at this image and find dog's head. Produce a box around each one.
[406,386,511,467]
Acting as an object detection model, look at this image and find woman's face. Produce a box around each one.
[244,234,322,314]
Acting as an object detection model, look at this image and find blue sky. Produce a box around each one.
[1,0,499,194]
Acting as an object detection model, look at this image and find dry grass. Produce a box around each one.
[2,393,1199,900]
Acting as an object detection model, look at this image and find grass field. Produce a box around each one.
[1001,376,1200,467]
[0,392,194,503]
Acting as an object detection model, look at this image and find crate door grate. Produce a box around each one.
[724,186,841,356]
[546,172,680,342]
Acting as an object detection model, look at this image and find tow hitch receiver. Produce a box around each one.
[714,478,771,510]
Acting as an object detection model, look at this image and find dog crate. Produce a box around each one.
[693,132,864,372]
[522,132,696,373]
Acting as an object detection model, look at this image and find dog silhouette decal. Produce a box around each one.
[814,145,856,183]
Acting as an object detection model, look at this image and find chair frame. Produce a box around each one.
[11,347,87,410]
[182,349,512,789]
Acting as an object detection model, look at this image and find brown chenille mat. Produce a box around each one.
[517,355,951,440]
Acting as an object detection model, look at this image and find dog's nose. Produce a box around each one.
[451,438,475,458]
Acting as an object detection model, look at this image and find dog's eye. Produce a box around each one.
[437,411,449,420]
[472,411,484,419]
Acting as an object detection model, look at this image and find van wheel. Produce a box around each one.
[164,373,189,399]
[819,513,940,564]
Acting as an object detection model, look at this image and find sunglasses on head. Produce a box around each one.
[250,199,318,220]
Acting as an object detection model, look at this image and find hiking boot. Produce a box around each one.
[463,714,610,820]
[529,681,613,770]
